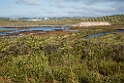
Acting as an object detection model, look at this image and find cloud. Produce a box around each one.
[66,4,118,17]
[50,2,67,8]
[48,0,124,17]
[57,3,66,8]
[15,0,40,5]
[67,0,123,2]
[41,8,55,14]
[70,4,114,13]
[14,0,124,17]
[51,0,124,5]
[82,6,115,13]
[81,0,124,4]
[66,10,98,17]
[110,2,124,13]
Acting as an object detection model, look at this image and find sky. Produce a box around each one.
[0,0,124,17]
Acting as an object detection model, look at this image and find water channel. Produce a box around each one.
[0,26,68,36]
[84,29,124,39]
[0,27,124,38]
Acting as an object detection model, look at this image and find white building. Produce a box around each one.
[21,18,49,22]
[9,17,19,21]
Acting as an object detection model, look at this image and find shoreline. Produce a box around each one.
[0,25,71,28]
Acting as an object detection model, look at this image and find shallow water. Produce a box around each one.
[0,27,64,36]
[84,29,124,39]
[25,27,62,31]
[0,27,16,31]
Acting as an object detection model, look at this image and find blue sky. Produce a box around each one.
[0,0,124,17]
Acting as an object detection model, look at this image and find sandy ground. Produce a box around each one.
[72,22,111,27]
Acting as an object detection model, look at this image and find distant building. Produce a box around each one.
[21,18,49,22]
[9,17,19,21]
[43,17,49,20]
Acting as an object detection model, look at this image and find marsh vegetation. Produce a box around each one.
[0,15,124,83]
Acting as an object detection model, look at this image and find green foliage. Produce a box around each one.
[83,14,124,22]
[1,14,124,27]
[0,25,124,83]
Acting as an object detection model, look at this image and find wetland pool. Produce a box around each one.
[0,26,66,36]
[84,29,124,39]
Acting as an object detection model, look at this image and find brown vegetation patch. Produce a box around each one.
[9,30,70,36]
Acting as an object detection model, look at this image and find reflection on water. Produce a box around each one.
[0,27,16,36]
[0,27,16,31]
[26,27,63,31]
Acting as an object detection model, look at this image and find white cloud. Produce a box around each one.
[41,8,55,14]
[110,2,124,13]
[83,6,116,13]
[50,2,68,8]
[14,0,124,17]
[15,0,40,5]
[57,0,124,4]
[66,4,118,17]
